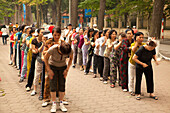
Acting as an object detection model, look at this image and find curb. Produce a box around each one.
[159,53,170,61]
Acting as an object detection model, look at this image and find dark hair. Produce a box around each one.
[99,30,103,38]
[67,23,72,26]
[125,29,134,35]
[50,23,53,25]
[2,25,6,28]
[87,28,94,38]
[37,28,44,34]
[43,31,50,35]
[103,29,109,36]
[83,28,86,32]
[59,41,71,55]
[147,40,157,47]
[45,39,54,48]
[120,33,126,38]
[29,28,35,36]
[92,30,98,37]
[109,30,117,39]
[21,25,26,32]
[52,27,61,35]
[134,32,144,41]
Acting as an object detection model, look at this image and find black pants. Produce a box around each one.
[85,54,93,73]
[26,56,36,88]
[2,35,8,45]
[73,45,78,65]
[135,65,154,94]
[14,48,17,66]
[39,62,45,99]
[98,56,104,77]
[103,57,110,81]
[93,54,99,74]
[18,44,21,71]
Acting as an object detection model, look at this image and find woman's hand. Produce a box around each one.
[48,69,54,79]
[142,63,148,68]
[155,61,159,65]
[63,69,68,78]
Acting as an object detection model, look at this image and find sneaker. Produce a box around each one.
[60,103,67,112]
[63,101,69,105]
[103,81,108,84]
[26,87,31,92]
[99,77,103,81]
[50,103,57,112]
[39,95,43,100]
[123,89,128,92]
[31,90,37,96]
[84,72,88,75]
[19,78,24,83]
[110,84,115,88]
[90,69,93,73]
[42,102,49,107]
[72,64,76,68]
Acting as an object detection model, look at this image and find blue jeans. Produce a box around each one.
[21,54,27,79]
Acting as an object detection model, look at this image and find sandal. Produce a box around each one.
[136,96,141,100]
[93,74,97,78]
[110,84,115,88]
[131,92,135,96]
[150,96,158,100]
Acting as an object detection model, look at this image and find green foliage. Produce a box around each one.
[164,0,170,19]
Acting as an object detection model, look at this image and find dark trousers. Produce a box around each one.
[93,54,99,74]
[18,44,21,71]
[85,54,93,73]
[103,57,110,81]
[2,35,8,45]
[26,56,36,88]
[39,62,45,99]
[14,48,17,66]
[135,65,154,94]
[98,56,104,77]
[73,45,78,65]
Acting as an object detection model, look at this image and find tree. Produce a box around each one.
[150,0,165,39]
[71,0,78,28]
[98,0,106,30]
[56,0,61,28]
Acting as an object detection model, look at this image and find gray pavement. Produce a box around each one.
[0,42,170,113]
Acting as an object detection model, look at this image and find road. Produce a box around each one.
[0,42,170,113]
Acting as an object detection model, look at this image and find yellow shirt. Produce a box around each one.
[129,42,145,65]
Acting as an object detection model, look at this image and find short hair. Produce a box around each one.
[92,30,98,37]
[37,28,44,34]
[103,29,109,36]
[52,27,61,35]
[21,25,26,32]
[45,39,54,48]
[87,28,94,38]
[109,30,117,39]
[125,29,134,35]
[29,27,35,35]
[67,23,72,26]
[147,40,157,47]
[120,33,126,38]
[2,25,6,28]
[59,41,71,55]
[99,30,103,38]
[134,32,144,41]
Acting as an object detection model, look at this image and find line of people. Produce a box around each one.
[7,23,159,112]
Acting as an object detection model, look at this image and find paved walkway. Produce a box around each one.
[0,43,170,113]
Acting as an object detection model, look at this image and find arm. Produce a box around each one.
[63,52,73,78]
[38,43,44,52]
[44,52,54,79]
[101,37,107,47]
[132,42,138,53]
[107,39,112,49]
[153,55,159,65]
[32,44,39,54]
[84,38,90,45]
[133,54,148,68]
[114,41,122,50]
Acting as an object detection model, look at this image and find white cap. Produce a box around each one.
[25,26,30,30]
[133,26,136,28]
[76,27,79,33]
[93,24,97,27]
[33,29,38,36]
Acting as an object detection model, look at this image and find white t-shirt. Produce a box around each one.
[1,28,8,35]
[65,30,73,43]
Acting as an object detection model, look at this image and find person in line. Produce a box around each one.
[65,24,72,43]
[44,28,73,112]
[19,27,31,82]
[77,28,84,71]
[133,39,159,100]
[101,29,110,84]
[128,32,145,96]
[1,25,9,45]
[92,30,99,78]
[120,29,134,92]
[25,28,44,91]
[84,28,95,75]
[109,30,123,88]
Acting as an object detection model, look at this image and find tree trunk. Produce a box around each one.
[71,0,78,28]
[51,1,57,25]
[69,0,72,24]
[98,0,106,30]
[56,0,61,28]
[149,0,165,39]
[26,4,33,26]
